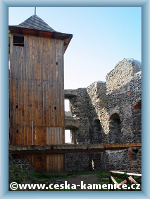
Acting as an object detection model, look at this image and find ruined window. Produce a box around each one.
[65,129,71,143]
[93,119,101,132]
[109,113,121,143]
[110,113,120,121]
[65,99,72,116]
[64,99,70,111]
[92,119,102,143]
[13,35,24,47]
[132,101,141,134]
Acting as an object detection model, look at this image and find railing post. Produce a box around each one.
[109,171,114,191]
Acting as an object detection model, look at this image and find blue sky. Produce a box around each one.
[9,7,141,90]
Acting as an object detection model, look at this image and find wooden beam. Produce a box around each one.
[9,142,141,154]
[110,170,142,177]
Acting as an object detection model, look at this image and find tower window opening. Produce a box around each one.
[13,35,24,47]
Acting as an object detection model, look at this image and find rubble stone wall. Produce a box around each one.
[65,58,142,172]
[65,147,141,172]
[105,147,141,171]
[66,152,103,172]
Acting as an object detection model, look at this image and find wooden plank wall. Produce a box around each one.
[13,154,65,174]
[9,34,65,173]
[9,34,65,145]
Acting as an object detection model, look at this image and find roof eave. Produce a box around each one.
[9,26,73,52]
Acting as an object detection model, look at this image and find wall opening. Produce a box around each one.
[92,119,102,143]
[92,159,95,170]
[132,100,141,137]
[65,99,70,111]
[13,35,24,47]
[64,99,72,116]
[109,113,121,143]
[65,130,71,143]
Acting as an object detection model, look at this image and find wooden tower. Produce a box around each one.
[9,15,72,173]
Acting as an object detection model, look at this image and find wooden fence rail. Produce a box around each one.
[109,170,142,191]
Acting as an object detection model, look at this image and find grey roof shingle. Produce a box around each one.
[17,15,56,32]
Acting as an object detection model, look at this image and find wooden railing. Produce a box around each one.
[109,170,141,191]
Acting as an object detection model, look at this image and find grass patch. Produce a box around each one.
[69,170,95,175]
[9,164,37,184]
[96,170,109,178]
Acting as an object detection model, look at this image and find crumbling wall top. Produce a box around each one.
[106,58,141,94]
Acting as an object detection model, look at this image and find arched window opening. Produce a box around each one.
[110,113,120,121]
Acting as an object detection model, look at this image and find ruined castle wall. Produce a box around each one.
[65,58,141,172]
[65,88,91,144]
[130,71,141,142]
[65,59,141,145]
[65,82,110,144]
[69,88,90,118]
[106,58,141,95]
[106,59,141,143]
[65,116,90,144]
[65,147,141,172]
[105,147,141,171]
[66,152,103,172]
[86,82,110,143]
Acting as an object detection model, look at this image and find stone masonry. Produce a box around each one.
[65,58,141,172]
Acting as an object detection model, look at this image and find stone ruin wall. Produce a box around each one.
[65,58,141,172]
[106,58,141,143]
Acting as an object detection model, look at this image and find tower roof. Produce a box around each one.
[9,15,73,52]
[17,15,56,32]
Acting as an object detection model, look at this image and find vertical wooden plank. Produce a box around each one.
[50,127,52,145]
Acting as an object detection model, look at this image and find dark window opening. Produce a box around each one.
[36,157,43,162]
[13,36,24,47]
[16,105,18,108]
[92,119,102,143]
[110,113,120,121]
[16,130,18,133]
[54,107,56,110]
[93,119,101,131]
[109,113,121,143]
